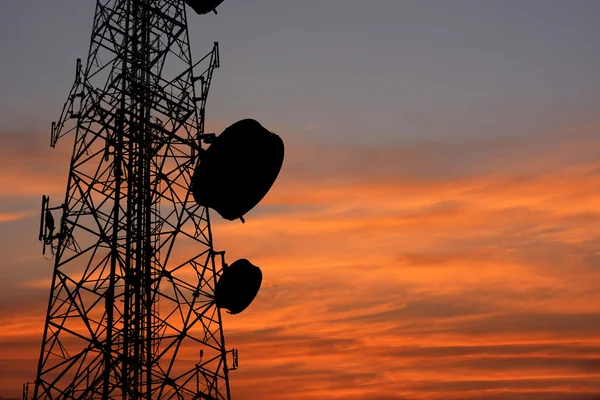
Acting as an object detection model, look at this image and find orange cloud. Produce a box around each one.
[3,127,600,398]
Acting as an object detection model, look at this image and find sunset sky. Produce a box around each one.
[2,0,600,399]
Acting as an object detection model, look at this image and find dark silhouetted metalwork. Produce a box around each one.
[184,0,224,15]
[192,119,285,222]
[33,1,236,398]
[214,259,263,315]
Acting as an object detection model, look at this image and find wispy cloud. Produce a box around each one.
[3,126,600,398]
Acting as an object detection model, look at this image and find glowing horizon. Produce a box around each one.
[3,1,600,398]
[3,123,600,398]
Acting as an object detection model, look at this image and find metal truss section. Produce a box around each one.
[34,0,231,398]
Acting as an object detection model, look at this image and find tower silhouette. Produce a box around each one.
[34,1,238,398]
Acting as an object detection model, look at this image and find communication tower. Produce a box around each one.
[32,1,284,399]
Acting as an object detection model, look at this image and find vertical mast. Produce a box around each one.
[33,1,230,398]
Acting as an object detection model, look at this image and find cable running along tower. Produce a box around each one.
[32,0,285,398]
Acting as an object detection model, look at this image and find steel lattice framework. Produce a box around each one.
[33,0,234,398]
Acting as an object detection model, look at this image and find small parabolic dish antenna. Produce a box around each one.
[214,259,263,314]
[184,0,225,15]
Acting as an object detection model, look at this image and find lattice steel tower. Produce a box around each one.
[33,0,240,398]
